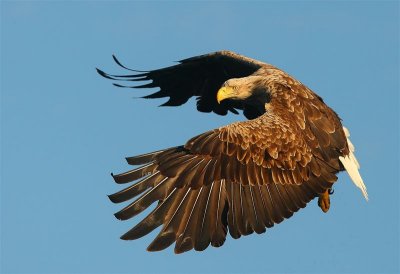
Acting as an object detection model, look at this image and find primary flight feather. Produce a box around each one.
[97,50,367,254]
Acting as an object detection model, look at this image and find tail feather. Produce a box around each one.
[339,127,368,201]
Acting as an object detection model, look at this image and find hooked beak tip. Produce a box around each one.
[216,87,232,104]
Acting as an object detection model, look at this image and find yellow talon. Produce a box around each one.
[318,189,331,213]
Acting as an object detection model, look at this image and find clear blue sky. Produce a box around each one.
[1,1,399,273]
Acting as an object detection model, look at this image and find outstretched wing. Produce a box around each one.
[96,50,272,116]
[109,113,339,253]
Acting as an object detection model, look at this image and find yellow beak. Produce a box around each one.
[216,86,234,104]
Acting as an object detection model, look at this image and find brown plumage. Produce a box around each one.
[97,50,367,253]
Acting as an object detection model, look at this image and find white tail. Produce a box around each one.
[339,127,368,201]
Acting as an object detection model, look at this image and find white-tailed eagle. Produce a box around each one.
[97,50,368,254]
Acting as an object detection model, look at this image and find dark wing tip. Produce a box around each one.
[120,234,131,240]
[174,237,194,254]
[108,193,119,204]
[112,54,131,71]
[96,68,112,79]
[112,54,148,73]
[146,231,176,252]
[112,83,127,88]
[111,172,133,184]
[114,210,129,221]
[111,54,120,64]
[111,172,124,184]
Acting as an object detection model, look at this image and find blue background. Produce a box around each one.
[1,1,399,273]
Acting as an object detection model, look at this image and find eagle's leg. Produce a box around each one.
[318,189,332,213]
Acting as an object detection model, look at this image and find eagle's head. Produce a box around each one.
[217,76,271,106]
